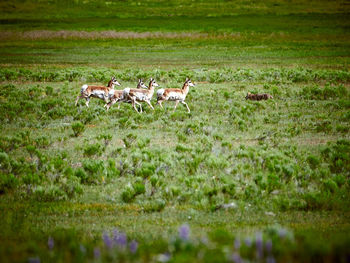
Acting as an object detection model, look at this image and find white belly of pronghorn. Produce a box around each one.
[91,90,109,99]
[167,92,185,101]
[134,92,150,101]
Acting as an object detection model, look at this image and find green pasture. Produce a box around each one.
[1,37,350,69]
[1,0,349,19]
[1,76,349,261]
[1,0,350,262]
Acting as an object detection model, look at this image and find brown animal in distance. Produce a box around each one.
[245,92,273,101]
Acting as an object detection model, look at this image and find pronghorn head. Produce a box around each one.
[149,78,159,88]
[137,79,148,89]
[185,78,195,87]
[108,77,121,87]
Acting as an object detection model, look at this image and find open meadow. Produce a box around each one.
[0,1,350,262]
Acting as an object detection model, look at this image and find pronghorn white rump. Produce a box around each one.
[123,78,159,113]
[75,77,121,107]
[156,78,195,113]
[105,79,147,111]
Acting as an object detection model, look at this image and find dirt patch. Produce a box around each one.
[0,30,212,40]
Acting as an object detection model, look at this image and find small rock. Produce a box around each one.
[185,128,193,135]
[265,211,276,217]
[221,202,237,209]
[271,190,280,195]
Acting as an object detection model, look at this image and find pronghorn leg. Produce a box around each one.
[104,97,114,110]
[85,97,90,107]
[157,100,164,109]
[135,101,143,113]
[131,98,139,113]
[75,95,80,106]
[180,101,190,113]
[75,95,85,106]
[105,99,115,111]
[104,95,109,105]
[173,100,180,112]
[116,97,127,109]
[145,100,154,110]
[117,99,122,109]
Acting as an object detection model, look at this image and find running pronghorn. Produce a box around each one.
[105,79,148,111]
[75,77,121,107]
[156,78,195,113]
[123,78,159,113]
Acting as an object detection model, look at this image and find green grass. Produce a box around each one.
[1,199,349,262]
[1,79,349,261]
[1,38,349,69]
[1,14,349,33]
[1,0,350,262]
[1,0,349,19]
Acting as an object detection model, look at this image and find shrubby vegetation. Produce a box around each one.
[1,77,349,212]
[1,67,349,84]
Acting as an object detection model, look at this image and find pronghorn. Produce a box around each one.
[156,78,195,113]
[105,79,148,111]
[245,92,273,101]
[75,77,121,107]
[123,78,159,113]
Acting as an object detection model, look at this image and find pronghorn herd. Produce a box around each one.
[75,77,273,113]
[75,77,195,113]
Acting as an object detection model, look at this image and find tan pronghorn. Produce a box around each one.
[156,78,195,113]
[105,79,148,111]
[123,78,159,113]
[75,77,121,107]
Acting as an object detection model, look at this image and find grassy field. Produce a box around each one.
[1,1,350,262]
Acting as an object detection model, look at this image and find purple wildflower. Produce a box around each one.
[113,228,119,236]
[129,240,138,254]
[116,232,127,248]
[28,257,40,263]
[112,229,127,248]
[178,224,190,241]
[79,244,86,255]
[102,232,113,249]
[94,247,101,259]
[200,236,209,246]
[266,239,273,253]
[231,252,242,263]
[267,256,276,263]
[244,237,252,247]
[255,232,263,260]
[48,236,54,250]
[112,228,119,244]
[234,238,241,250]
